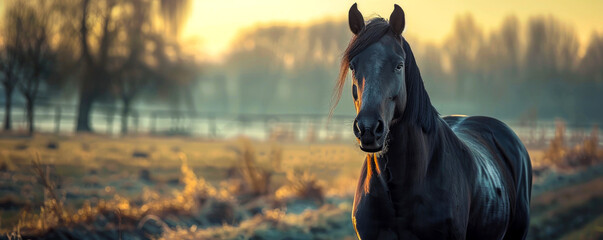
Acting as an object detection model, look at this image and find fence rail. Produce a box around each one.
[0,102,601,147]
[0,102,358,140]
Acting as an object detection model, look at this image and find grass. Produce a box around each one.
[0,132,601,239]
[0,134,363,238]
[5,149,240,238]
[561,214,603,240]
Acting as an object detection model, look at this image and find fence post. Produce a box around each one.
[106,111,114,135]
[54,106,61,134]
[238,115,243,135]
[150,113,156,134]
[134,112,139,134]
[209,114,217,138]
[264,116,271,140]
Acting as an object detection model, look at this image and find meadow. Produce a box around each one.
[0,123,601,240]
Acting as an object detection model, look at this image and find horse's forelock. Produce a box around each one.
[330,18,395,118]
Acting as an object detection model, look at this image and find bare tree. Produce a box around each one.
[444,14,484,97]
[0,1,26,131]
[579,32,603,82]
[16,1,55,135]
[159,0,192,37]
[108,0,197,135]
[525,15,579,82]
[75,0,119,132]
[498,16,521,80]
[74,0,193,132]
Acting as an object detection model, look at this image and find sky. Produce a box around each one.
[182,0,603,61]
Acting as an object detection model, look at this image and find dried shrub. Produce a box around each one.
[544,120,602,169]
[544,120,567,166]
[176,153,233,211]
[565,125,600,167]
[235,138,273,196]
[270,144,283,173]
[158,205,350,240]
[275,170,324,204]
[10,152,236,237]
[32,155,66,225]
[10,154,72,235]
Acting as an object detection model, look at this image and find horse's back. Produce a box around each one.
[444,115,532,239]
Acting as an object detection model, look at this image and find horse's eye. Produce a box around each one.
[352,84,358,100]
[349,64,355,71]
[396,62,404,71]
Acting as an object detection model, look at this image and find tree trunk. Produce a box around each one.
[121,98,130,135]
[76,93,94,132]
[3,88,13,131]
[26,97,34,135]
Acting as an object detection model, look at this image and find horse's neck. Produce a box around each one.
[378,120,443,189]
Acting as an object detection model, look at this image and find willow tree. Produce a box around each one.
[16,0,55,135]
[580,33,603,82]
[0,1,25,131]
[75,0,191,132]
[444,14,484,98]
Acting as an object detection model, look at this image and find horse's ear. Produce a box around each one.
[348,3,365,35]
[389,4,405,36]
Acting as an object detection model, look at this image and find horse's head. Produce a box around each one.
[346,4,407,152]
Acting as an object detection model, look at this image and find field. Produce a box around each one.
[0,132,602,240]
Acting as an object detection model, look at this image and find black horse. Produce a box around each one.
[331,4,532,239]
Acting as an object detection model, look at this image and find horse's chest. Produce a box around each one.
[352,176,399,239]
[352,177,465,239]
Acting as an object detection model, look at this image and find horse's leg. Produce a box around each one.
[503,201,530,240]
[377,229,397,240]
[394,230,421,240]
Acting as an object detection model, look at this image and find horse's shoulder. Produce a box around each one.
[444,115,502,128]
[442,115,468,128]
[444,115,515,138]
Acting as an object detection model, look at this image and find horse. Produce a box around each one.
[331,4,533,239]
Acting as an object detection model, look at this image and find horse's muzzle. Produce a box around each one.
[354,115,385,152]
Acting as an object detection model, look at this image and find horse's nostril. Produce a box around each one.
[353,119,362,137]
[375,120,384,137]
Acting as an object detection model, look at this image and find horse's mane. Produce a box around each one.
[331,18,438,133]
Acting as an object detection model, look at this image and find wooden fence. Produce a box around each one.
[0,102,601,147]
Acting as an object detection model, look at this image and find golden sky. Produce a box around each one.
[182,0,603,60]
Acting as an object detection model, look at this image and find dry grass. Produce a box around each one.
[0,134,362,238]
[31,154,66,226]
[0,135,362,238]
[4,151,238,237]
[565,125,600,167]
[275,170,324,204]
[229,137,275,196]
[532,177,603,221]
[1,132,599,239]
[544,120,568,166]
[560,214,603,240]
[158,204,354,240]
[543,120,602,169]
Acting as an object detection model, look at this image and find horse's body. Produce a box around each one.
[334,4,533,239]
[352,116,532,239]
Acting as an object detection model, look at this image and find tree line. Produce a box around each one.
[0,0,196,135]
[200,14,603,124]
[2,3,602,135]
